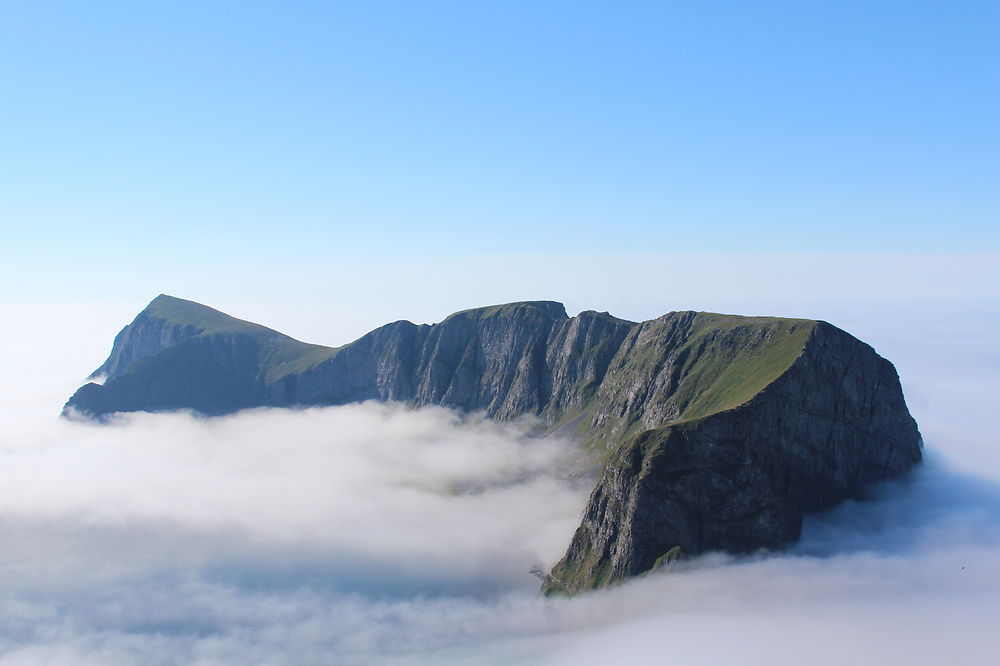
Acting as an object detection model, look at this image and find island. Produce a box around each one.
[65,295,923,594]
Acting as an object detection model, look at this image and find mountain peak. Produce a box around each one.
[89,295,296,382]
[142,295,262,334]
[444,300,568,321]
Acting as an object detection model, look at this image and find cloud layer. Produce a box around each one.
[0,301,998,665]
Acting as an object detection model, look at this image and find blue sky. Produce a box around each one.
[1,1,997,318]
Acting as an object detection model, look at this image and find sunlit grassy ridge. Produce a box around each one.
[442,300,568,322]
[563,312,817,453]
[668,313,815,421]
[141,295,341,383]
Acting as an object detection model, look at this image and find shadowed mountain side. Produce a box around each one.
[66,297,823,447]
[64,295,922,592]
[542,322,922,594]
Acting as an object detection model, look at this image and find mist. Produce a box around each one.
[0,300,997,665]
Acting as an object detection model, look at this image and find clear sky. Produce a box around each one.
[1,1,997,324]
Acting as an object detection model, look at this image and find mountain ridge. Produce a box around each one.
[64,295,922,592]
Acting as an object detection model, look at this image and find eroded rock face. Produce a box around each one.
[91,311,202,381]
[64,295,922,594]
[542,322,922,594]
[273,301,578,418]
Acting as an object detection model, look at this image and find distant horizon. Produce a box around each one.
[2,1,997,308]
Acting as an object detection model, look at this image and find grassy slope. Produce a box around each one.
[671,313,815,421]
[141,295,341,382]
[555,313,816,452]
[442,300,568,322]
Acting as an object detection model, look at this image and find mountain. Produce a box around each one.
[64,295,923,593]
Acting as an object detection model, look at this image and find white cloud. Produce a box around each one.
[0,403,588,591]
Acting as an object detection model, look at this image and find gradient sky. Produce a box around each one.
[1,1,997,323]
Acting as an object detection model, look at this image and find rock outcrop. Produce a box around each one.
[543,321,921,594]
[64,295,923,593]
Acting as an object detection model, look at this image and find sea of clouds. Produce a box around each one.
[1,300,998,665]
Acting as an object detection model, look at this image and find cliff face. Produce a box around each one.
[268,301,581,420]
[543,322,921,594]
[64,295,922,593]
[91,311,202,381]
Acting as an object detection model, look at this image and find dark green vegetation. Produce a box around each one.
[74,295,340,415]
[65,295,923,594]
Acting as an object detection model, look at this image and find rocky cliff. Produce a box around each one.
[64,295,922,593]
[543,321,921,594]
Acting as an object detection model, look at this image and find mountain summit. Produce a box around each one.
[65,295,923,593]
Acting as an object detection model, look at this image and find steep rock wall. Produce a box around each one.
[543,321,922,594]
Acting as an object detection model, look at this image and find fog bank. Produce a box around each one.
[0,300,997,664]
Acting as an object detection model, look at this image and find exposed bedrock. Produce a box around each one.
[543,322,921,594]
